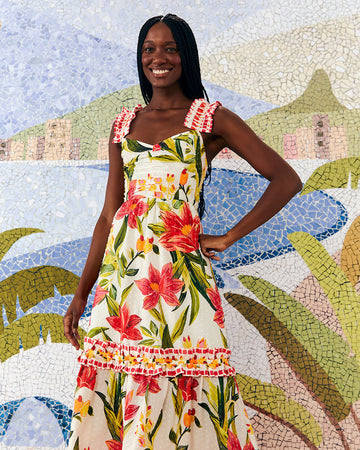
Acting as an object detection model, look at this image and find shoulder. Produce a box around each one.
[211,105,248,137]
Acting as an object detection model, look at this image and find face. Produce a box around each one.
[141,22,182,89]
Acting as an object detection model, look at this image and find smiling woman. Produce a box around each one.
[64,13,301,450]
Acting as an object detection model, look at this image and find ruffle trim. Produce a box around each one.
[184,99,222,133]
[112,99,221,144]
[79,336,235,377]
[112,104,142,143]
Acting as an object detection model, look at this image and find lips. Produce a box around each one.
[150,68,171,76]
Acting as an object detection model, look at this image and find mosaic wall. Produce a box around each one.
[1,1,360,448]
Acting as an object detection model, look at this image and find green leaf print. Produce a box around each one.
[106,294,119,317]
[126,268,139,277]
[123,155,139,181]
[135,216,143,235]
[169,428,177,444]
[138,338,156,346]
[148,222,166,236]
[158,202,171,211]
[100,263,116,277]
[189,284,200,325]
[150,321,158,335]
[199,377,239,450]
[171,306,189,342]
[149,409,163,443]
[125,139,150,153]
[148,308,162,322]
[109,284,117,300]
[87,327,110,339]
[174,139,184,161]
[172,256,185,279]
[140,326,153,337]
[120,283,133,306]
[161,324,174,348]
[114,217,128,252]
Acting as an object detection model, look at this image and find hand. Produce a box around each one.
[63,296,87,350]
[198,233,230,260]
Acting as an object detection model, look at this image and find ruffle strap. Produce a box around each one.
[79,336,236,377]
[184,99,222,133]
[112,104,142,143]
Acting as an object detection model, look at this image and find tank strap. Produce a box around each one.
[112,104,142,143]
[184,99,222,133]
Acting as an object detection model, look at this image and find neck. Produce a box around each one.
[148,86,190,110]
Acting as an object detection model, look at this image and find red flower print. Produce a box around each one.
[124,390,140,421]
[132,374,161,396]
[227,430,242,450]
[76,365,97,391]
[135,263,184,310]
[152,143,161,151]
[206,287,225,328]
[105,439,123,450]
[159,202,201,253]
[115,180,149,228]
[106,302,142,341]
[92,285,109,308]
[244,443,255,450]
[178,376,199,402]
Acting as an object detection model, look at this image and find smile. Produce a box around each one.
[151,69,171,74]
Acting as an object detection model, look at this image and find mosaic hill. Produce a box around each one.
[3,84,275,161]
[246,69,360,159]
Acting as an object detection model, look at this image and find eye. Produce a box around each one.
[166,47,178,53]
[143,46,154,53]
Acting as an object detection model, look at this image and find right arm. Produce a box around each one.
[63,125,125,349]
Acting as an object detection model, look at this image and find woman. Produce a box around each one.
[64,14,302,450]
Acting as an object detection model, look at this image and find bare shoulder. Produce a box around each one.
[203,106,250,161]
[212,106,252,139]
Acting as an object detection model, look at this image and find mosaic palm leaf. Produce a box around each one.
[0,266,80,333]
[236,373,323,447]
[0,228,44,262]
[288,231,360,366]
[225,292,349,422]
[340,215,360,286]
[237,275,360,405]
[301,157,360,195]
[0,313,86,362]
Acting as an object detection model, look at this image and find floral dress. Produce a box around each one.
[68,99,259,450]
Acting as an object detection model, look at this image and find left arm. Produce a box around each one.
[199,106,302,260]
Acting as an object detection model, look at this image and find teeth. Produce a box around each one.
[152,69,170,74]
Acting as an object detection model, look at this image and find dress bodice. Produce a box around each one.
[112,99,221,208]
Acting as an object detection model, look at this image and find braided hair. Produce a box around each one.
[137,14,211,218]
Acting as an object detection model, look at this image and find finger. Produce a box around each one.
[72,315,81,340]
[63,314,80,350]
[201,246,221,261]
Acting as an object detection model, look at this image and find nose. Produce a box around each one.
[151,49,167,64]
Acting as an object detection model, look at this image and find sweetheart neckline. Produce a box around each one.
[123,129,202,147]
